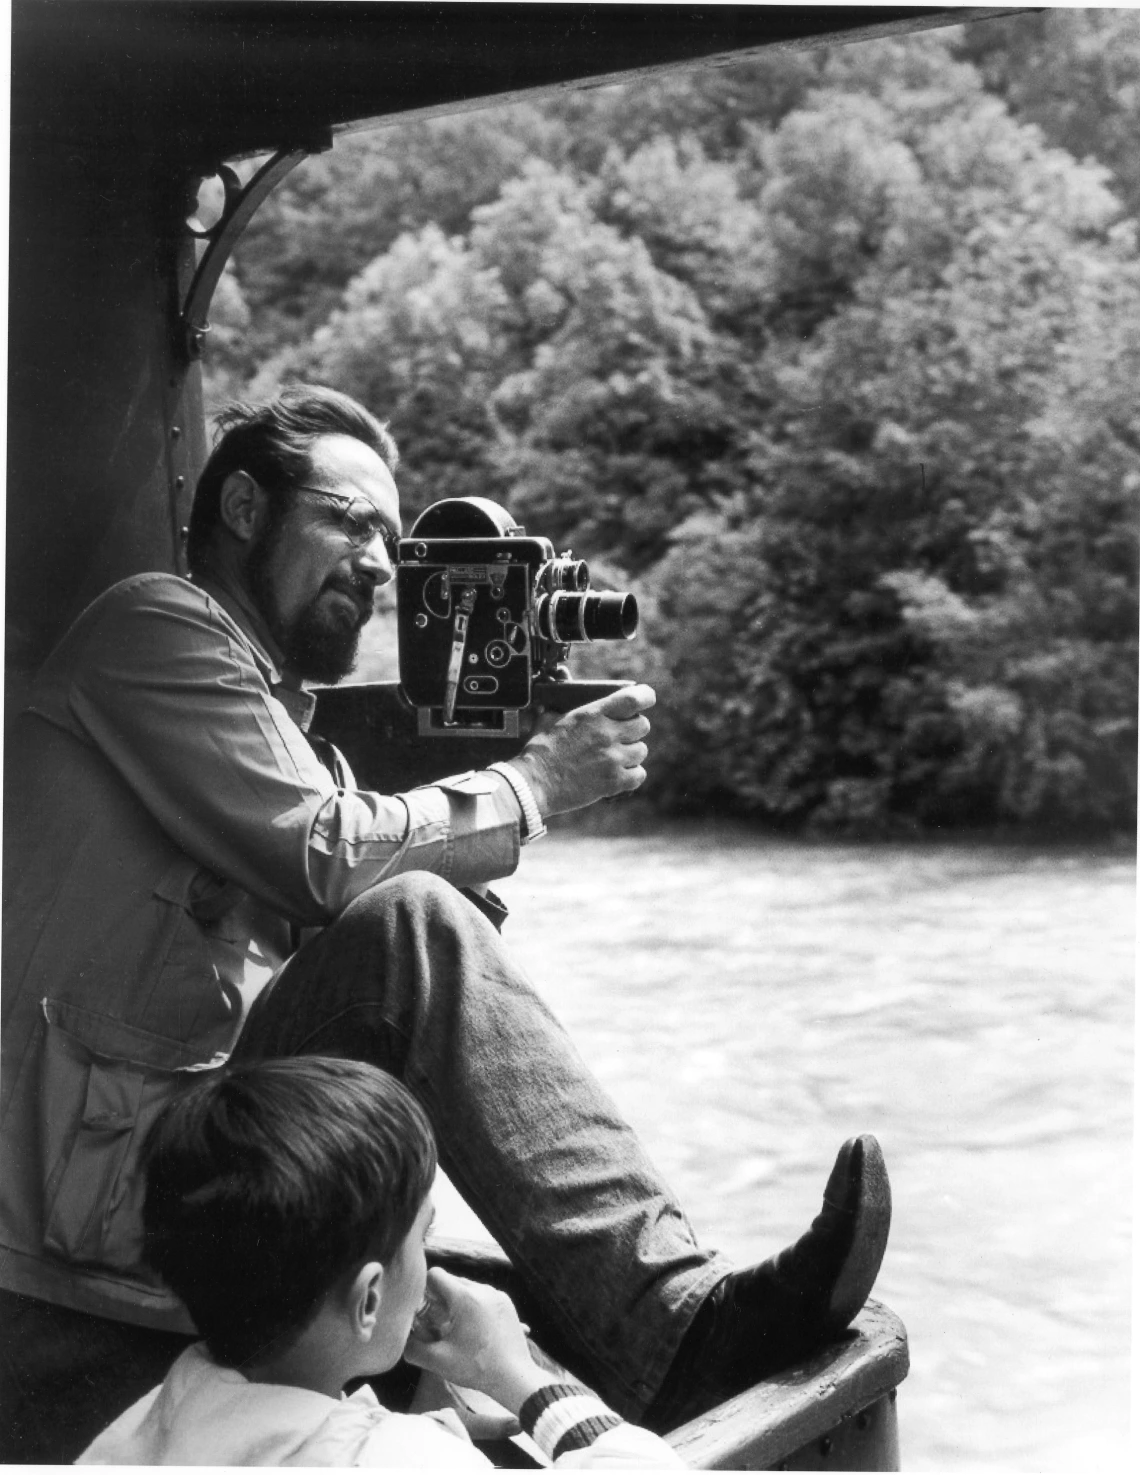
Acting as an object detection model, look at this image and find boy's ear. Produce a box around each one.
[350,1262,385,1344]
[218,470,269,545]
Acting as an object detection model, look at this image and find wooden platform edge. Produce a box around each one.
[665,1299,910,1470]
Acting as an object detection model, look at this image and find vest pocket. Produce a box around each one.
[38,999,225,1273]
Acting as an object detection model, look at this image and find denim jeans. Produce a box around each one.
[0,873,730,1460]
[233,872,728,1416]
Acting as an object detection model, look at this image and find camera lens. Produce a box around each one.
[540,558,590,593]
[537,591,638,643]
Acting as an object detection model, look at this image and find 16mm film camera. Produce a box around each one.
[311,496,638,791]
[397,497,638,737]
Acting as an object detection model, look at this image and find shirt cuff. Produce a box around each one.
[399,773,520,885]
[487,762,547,845]
[517,1382,623,1461]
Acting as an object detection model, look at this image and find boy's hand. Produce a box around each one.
[403,1268,556,1415]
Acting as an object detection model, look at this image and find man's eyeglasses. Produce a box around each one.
[294,485,401,560]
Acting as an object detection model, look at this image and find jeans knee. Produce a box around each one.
[350,871,466,927]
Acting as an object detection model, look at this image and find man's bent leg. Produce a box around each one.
[0,1289,193,1463]
[233,873,728,1416]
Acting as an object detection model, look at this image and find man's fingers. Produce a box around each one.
[622,741,649,770]
[597,683,655,719]
[618,714,651,743]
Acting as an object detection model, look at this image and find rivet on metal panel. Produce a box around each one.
[819,1436,832,1457]
[174,476,185,491]
[171,425,181,439]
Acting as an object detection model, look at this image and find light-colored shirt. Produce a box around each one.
[0,573,524,1327]
[77,1344,685,1468]
[32,572,520,997]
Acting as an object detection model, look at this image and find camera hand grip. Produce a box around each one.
[530,679,632,714]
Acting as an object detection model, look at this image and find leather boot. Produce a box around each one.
[642,1134,891,1433]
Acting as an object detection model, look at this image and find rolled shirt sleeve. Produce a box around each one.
[32,575,521,926]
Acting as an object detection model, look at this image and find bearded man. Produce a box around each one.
[0,386,890,1462]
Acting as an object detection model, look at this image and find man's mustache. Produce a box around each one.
[323,575,377,620]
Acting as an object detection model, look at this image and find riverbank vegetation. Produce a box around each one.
[206,11,1138,838]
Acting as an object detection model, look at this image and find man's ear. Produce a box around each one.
[350,1262,385,1344]
[217,470,269,545]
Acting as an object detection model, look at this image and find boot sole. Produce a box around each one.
[825,1134,892,1333]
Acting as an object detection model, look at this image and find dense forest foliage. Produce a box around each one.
[205,11,1139,837]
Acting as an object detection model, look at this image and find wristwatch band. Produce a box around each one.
[488,761,547,845]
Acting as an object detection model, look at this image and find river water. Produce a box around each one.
[433,826,1134,1470]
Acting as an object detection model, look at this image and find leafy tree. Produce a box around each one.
[644,30,1138,834]
[956,9,1140,221]
[544,50,825,171]
[749,90,926,339]
[472,161,739,571]
[230,106,558,361]
[597,135,771,332]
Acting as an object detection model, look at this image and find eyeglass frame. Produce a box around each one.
[291,484,402,561]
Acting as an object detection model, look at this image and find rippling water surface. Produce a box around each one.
[434,827,1133,1471]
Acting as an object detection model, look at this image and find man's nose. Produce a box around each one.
[354,529,394,584]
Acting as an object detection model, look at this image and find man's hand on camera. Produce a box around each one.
[506,683,655,818]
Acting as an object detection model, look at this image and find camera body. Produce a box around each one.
[397,497,638,737]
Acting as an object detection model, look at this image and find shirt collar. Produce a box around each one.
[195,575,317,734]
[275,684,318,733]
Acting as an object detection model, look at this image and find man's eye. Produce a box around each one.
[344,510,380,541]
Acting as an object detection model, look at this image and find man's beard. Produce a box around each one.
[280,596,367,685]
[247,523,372,685]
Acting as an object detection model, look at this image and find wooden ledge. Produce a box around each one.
[666,1300,909,1470]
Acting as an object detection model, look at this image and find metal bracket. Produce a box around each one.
[180,137,331,361]
[417,708,521,739]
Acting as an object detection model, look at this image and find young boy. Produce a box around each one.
[77,1056,684,1467]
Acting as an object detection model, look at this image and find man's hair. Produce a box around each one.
[141,1056,436,1368]
[186,385,400,573]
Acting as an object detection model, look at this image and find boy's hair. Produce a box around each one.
[186,384,399,574]
[141,1056,436,1368]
